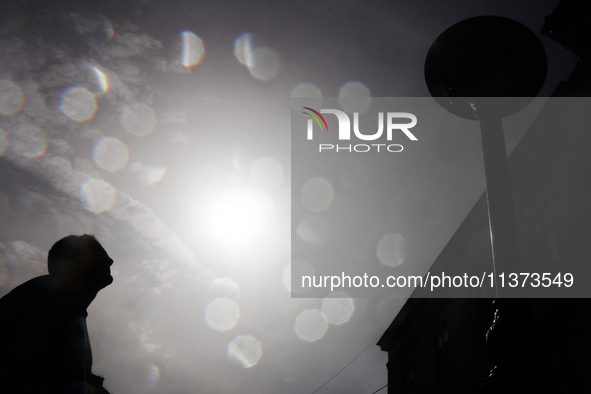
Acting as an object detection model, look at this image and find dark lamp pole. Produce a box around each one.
[424,15,547,387]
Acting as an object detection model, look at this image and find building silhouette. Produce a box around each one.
[377,7,591,392]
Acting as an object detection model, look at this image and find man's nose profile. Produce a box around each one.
[0,234,114,394]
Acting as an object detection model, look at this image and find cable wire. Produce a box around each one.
[370,383,388,394]
[311,334,383,394]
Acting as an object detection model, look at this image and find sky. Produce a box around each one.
[0,0,576,393]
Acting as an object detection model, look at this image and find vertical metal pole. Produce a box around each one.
[478,106,530,388]
[478,110,521,297]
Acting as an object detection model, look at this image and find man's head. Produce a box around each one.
[48,234,114,291]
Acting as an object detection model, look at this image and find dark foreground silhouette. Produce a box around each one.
[0,234,114,394]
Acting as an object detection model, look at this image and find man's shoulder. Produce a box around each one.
[0,275,55,310]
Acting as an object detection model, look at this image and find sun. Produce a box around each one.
[204,190,273,247]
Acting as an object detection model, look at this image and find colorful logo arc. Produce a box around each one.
[302,107,328,131]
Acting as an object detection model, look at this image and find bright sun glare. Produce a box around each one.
[205,190,273,246]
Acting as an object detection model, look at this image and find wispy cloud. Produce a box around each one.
[0,9,210,288]
[0,240,45,292]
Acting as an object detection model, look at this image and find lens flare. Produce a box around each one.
[290,260,315,294]
[146,364,161,391]
[248,47,280,81]
[75,65,109,97]
[121,102,157,136]
[0,79,24,115]
[98,13,114,41]
[295,309,327,342]
[339,81,372,113]
[250,157,283,191]
[300,177,334,212]
[132,362,161,392]
[135,165,167,184]
[321,292,354,325]
[296,216,329,244]
[79,179,116,213]
[181,31,205,67]
[234,33,279,80]
[0,128,8,156]
[92,67,109,95]
[10,123,47,158]
[60,87,97,122]
[205,298,241,332]
[93,137,129,172]
[282,263,292,292]
[377,233,409,267]
[234,33,253,67]
[227,335,262,368]
[291,83,323,111]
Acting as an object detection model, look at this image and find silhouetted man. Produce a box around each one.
[0,234,114,394]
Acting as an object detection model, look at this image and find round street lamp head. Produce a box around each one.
[424,16,547,119]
